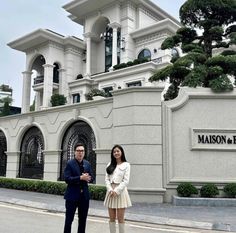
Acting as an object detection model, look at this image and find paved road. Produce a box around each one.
[0,203,222,233]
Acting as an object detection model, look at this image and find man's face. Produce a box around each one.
[74,146,85,162]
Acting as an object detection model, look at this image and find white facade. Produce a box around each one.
[1,0,236,203]
[8,0,180,113]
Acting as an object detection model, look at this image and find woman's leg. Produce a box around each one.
[108,208,116,233]
[116,208,125,223]
[108,208,117,222]
[117,208,125,233]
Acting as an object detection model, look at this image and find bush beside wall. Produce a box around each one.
[0,178,106,201]
[177,182,236,199]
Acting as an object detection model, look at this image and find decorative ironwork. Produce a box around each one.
[60,121,96,181]
[19,127,44,179]
[34,75,44,85]
[0,130,7,176]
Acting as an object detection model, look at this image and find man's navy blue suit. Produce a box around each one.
[63,158,93,233]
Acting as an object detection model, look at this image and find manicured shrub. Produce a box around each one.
[223,183,236,198]
[200,184,219,198]
[89,184,106,200]
[0,178,106,201]
[176,182,198,197]
[113,63,128,70]
[126,61,134,67]
[50,94,67,106]
[133,59,141,65]
[85,88,107,100]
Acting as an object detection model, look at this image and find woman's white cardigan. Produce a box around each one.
[105,162,130,195]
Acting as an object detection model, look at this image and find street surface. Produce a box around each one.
[0,203,222,233]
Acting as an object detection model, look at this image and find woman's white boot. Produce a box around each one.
[118,223,125,233]
[109,221,116,233]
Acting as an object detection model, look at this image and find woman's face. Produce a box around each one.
[113,147,122,161]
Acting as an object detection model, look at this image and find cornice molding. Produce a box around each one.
[131,19,180,39]
[92,61,158,82]
[138,5,161,22]
[134,31,170,45]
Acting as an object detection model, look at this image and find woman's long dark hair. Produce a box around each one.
[106,144,127,175]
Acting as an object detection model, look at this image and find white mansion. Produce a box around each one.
[8,0,180,113]
[3,0,235,203]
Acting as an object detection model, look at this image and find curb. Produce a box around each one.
[0,198,232,232]
[173,195,236,207]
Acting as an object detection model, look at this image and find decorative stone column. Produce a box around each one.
[21,71,33,113]
[94,148,110,185]
[5,151,20,178]
[83,32,93,77]
[58,68,67,97]
[35,91,41,111]
[42,64,54,109]
[43,150,61,181]
[109,22,121,68]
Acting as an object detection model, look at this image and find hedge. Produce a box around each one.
[0,178,106,201]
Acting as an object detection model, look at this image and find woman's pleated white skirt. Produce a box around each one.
[104,185,132,209]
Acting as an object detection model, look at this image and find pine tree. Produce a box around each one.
[149,0,236,100]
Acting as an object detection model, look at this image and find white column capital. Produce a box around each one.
[109,22,121,29]
[43,64,54,69]
[83,32,96,39]
[58,68,66,73]
[22,71,33,76]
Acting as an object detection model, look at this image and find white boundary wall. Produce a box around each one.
[163,87,236,202]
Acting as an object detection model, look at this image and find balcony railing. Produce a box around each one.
[33,75,59,85]
[34,75,44,85]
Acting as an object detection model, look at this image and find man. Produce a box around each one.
[63,143,94,233]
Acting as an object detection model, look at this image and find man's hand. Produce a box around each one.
[80,173,91,182]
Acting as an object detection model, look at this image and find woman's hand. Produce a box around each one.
[109,190,118,197]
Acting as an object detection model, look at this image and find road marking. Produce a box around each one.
[0,203,64,217]
[128,223,199,233]
[0,203,212,233]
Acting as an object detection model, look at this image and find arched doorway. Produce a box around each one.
[0,130,7,176]
[60,121,96,181]
[19,126,44,179]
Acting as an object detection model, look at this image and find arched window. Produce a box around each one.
[138,49,151,60]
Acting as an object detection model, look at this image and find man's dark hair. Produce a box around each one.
[74,143,85,151]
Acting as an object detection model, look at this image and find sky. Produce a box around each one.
[0,0,186,107]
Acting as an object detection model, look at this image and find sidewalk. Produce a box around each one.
[0,188,236,232]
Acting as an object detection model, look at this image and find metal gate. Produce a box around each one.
[60,121,96,181]
[0,130,7,176]
[19,127,44,179]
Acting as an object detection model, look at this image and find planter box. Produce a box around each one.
[172,195,236,207]
[93,96,105,100]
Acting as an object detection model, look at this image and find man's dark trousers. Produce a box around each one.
[64,194,89,233]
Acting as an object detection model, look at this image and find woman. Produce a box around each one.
[104,145,132,233]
